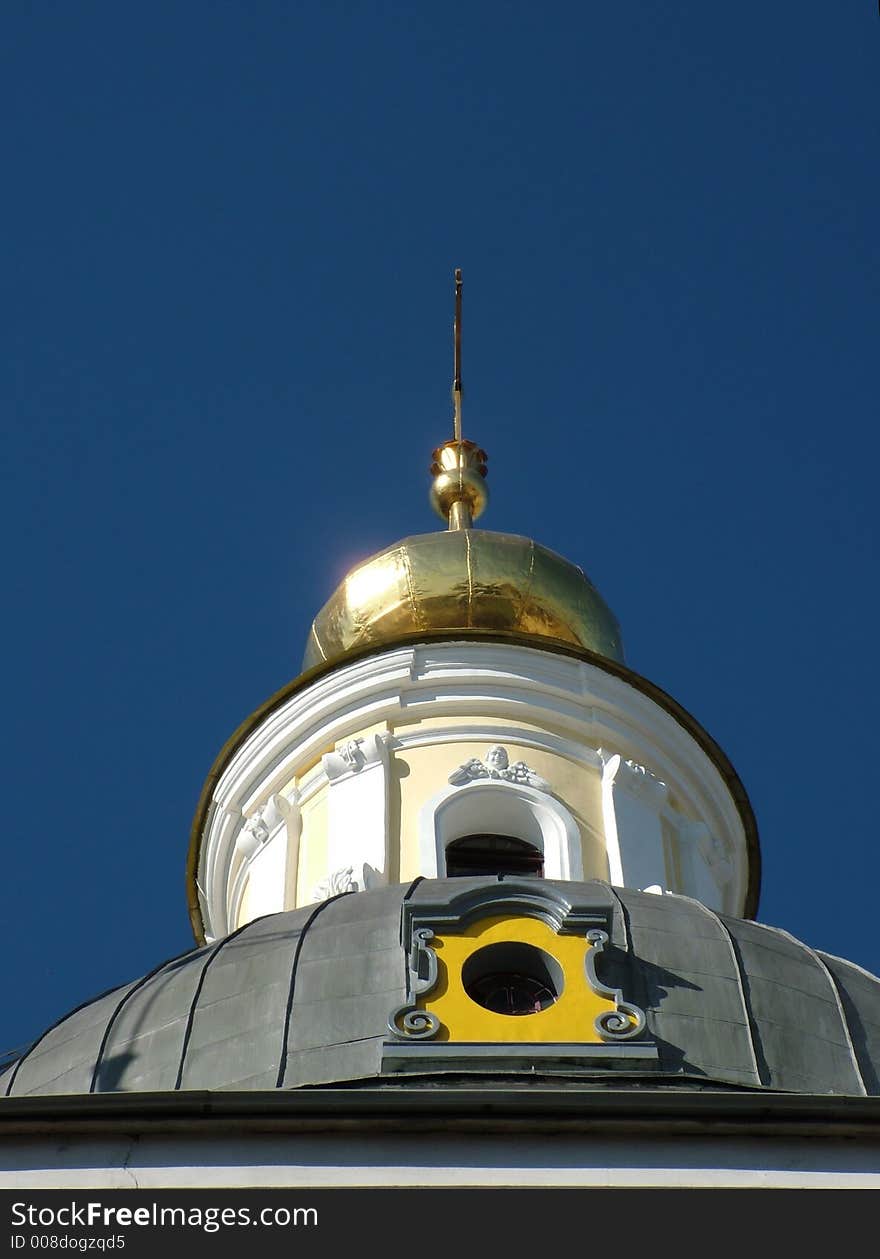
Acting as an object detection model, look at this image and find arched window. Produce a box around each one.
[418,780,584,882]
[445,834,544,878]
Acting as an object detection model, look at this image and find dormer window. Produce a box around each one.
[445,834,544,878]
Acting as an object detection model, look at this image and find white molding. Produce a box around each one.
[390,724,603,769]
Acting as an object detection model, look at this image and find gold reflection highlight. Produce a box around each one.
[304,530,623,670]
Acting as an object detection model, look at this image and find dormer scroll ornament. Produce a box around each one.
[584,929,647,1041]
[387,928,441,1041]
[447,744,550,792]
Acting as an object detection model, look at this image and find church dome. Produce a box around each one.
[5,880,876,1097]
[303,530,624,671]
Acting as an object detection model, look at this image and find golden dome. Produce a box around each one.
[303,529,624,670]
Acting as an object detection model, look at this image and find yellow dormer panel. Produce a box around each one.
[419,914,630,1044]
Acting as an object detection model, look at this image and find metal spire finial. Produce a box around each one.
[429,267,489,530]
[452,267,463,442]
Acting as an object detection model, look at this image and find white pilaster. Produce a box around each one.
[316,732,391,900]
[678,818,735,912]
[601,753,669,893]
[230,792,301,924]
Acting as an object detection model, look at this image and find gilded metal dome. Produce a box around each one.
[303,529,624,671]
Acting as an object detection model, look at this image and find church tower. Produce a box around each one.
[4,274,879,1191]
[190,271,758,951]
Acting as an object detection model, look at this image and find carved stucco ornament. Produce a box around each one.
[311,862,381,904]
[322,732,390,781]
[311,866,358,902]
[234,793,296,860]
[448,744,550,792]
[619,758,669,807]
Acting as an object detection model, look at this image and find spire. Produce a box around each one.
[452,266,463,442]
[429,268,489,530]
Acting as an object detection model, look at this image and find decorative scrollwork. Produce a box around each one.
[410,927,438,995]
[386,927,442,1041]
[387,1005,441,1040]
[584,928,648,1042]
[594,1004,646,1041]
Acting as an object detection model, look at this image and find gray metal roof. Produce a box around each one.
[3,879,878,1097]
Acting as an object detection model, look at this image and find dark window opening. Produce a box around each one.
[466,971,556,1016]
[462,941,563,1016]
[445,834,544,878]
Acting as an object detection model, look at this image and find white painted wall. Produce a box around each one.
[1,1131,875,1188]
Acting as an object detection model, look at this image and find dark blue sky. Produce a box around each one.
[2,2,878,1056]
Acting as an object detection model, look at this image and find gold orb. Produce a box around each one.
[429,465,489,523]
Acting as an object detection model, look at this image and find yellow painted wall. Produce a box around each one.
[391,724,606,882]
[278,715,609,909]
[294,787,328,904]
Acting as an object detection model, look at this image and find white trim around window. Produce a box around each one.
[418,779,584,881]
